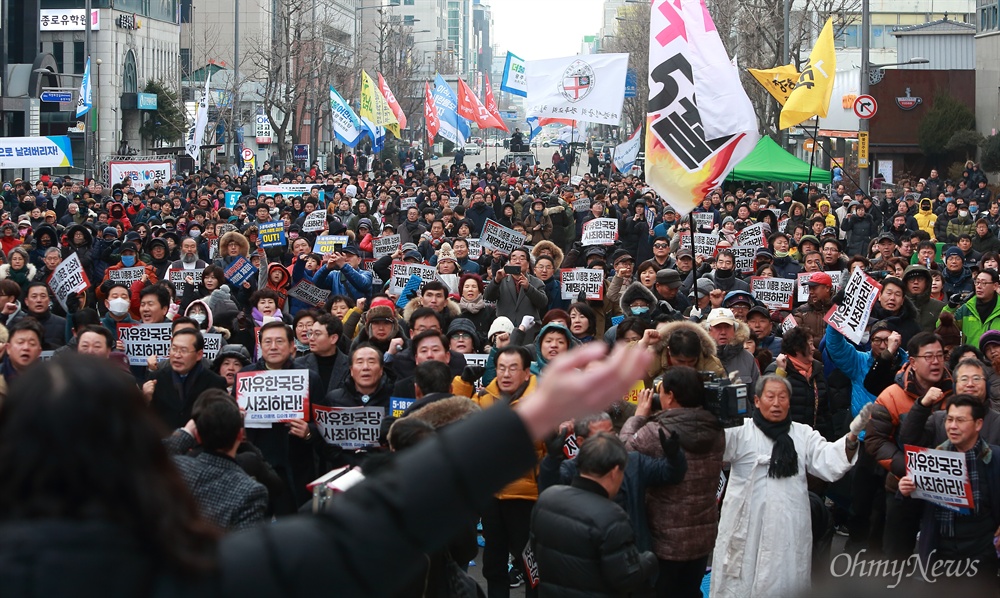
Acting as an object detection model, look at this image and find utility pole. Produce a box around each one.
[234,0,241,167]
[859,0,871,193]
[84,0,93,184]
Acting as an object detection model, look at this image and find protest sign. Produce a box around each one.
[780,313,798,333]
[389,261,437,295]
[481,219,526,255]
[108,267,145,285]
[905,444,974,511]
[224,256,257,287]
[573,197,592,212]
[449,195,460,209]
[168,269,202,293]
[693,233,718,259]
[288,280,331,307]
[560,268,605,300]
[796,270,843,302]
[458,178,472,190]
[467,238,482,259]
[372,234,401,259]
[737,223,768,247]
[622,380,645,405]
[312,405,383,449]
[717,471,728,503]
[48,252,89,311]
[302,210,327,233]
[582,218,619,246]
[463,353,489,390]
[570,175,583,186]
[258,221,286,248]
[203,332,223,361]
[395,275,423,310]
[692,212,715,230]
[750,277,795,311]
[361,258,383,287]
[730,245,757,275]
[313,235,350,254]
[208,238,219,260]
[438,273,460,295]
[390,397,416,418]
[400,196,417,210]
[117,323,173,366]
[824,268,881,344]
[778,219,789,233]
[235,369,310,427]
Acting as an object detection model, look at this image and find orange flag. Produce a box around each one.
[456,77,504,129]
[377,73,407,130]
[424,82,440,146]
[483,74,509,132]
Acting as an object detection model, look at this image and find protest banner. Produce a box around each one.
[573,197,592,212]
[439,273,460,295]
[467,238,482,259]
[692,212,715,230]
[750,277,795,311]
[737,223,768,247]
[235,369,310,427]
[108,267,145,285]
[372,234,401,259]
[389,261,437,295]
[288,280,331,307]
[570,175,583,186]
[361,258,382,287]
[622,380,646,405]
[796,270,843,302]
[717,471,728,503]
[400,196,417,210]
[208,238,219,260]
[693,233,718,259]
[780,313,798,333]
[302,210,327,233]
[560,268,605,300]
[390,397,416,418]
[168,269,202,293]
[312,405,383,449]
[481,219,526,255]
[730,245,757,275]
[117,323,173,366]
[48,252,89,311]
[824,268,881,344]
[258,221,286,248]
[224,256,257,287]
[905,444,974,511]
[778,219,789,233]
[581,218,619,246]
[313,235,350,254]
[203,332,223,361]
[395,274,423,310]
[459,178,472,190]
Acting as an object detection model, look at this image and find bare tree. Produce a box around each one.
[363,11,426,154]
[604,3,649,139]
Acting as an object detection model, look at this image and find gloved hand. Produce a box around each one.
[659,428,680,459]
[850,403,874,436]
[831,289,846,306]
[688,307,702,319]
[577,290,588,303]
[460,365,485,384]
[64,290,81,314]
[948,293,964,309]
[545,430,567,458]
[520,315,535,330]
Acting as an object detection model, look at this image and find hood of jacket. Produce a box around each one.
[653,407,724,454]
[402,295,461,321]
[870,295,918,325]
[653,320,718,362]
[266,262,290,289]
[218,231,250,258]
[788,201,806,218]
[533,322,580,372]
[185,299,214,330]
[704,317,750,347]
[620,281,657,315]
[33,224,58,249]
[404,396,481,429]
[816,199,831,212]
[64,223,93,248]
[920,199,933,213]
[531,240,565,270]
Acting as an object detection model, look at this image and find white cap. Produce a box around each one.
[488,316,515,339]
[705,308,737,328]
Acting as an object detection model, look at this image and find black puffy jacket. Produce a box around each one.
[531,477,658,597]
[765,358,832,439]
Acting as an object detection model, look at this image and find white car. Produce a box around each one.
[464,144,482,155]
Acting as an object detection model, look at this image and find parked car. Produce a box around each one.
[465,143,482,155]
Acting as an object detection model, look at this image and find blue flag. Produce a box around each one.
[526,117,541,142]
[432,74,470,147]
[75,57,92,118]
[329,86,367,147]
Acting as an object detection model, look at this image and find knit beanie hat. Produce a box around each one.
[935,312,962,348]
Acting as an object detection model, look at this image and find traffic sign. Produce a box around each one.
[242,148,254,161]
[40,91,73,103]
[853,95,877,119]
[293,144,309,161]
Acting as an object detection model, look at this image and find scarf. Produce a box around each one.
[752,409,799,479]
[7,264,29,288]
[935,438,986,537]
[787,354,813,381]
[459,294,485,314]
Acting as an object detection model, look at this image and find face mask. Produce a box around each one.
[108,298,130,317]
[120,255,136,267]
[189,229,201,238]
[631,306,649,315]
[190,313,207,325]
[716,267,733,278]
[960,210,969,218]
[970,206,978,215]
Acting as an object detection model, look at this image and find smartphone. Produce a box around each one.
[504,265,522,276]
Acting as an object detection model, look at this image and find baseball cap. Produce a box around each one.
[676,248,694,259]
[724,290,753,308]
[705,308,737,327]
[747,305,772,320]
[875,232,896,244]
[804,272,833,287]
[610,249,634,266]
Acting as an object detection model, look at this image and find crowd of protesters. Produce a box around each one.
[0,153,998,596]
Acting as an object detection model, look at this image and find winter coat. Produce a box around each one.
[913,201,937,239]
[474,375,545,501]
[840,212,877,257]
[524,210,553,244]
[868,298,922,348]
[947,294,1000,347]
[908,290,946,333]
[715,320,760,387]
[313,263,373,302]
[946,215,976,242]
[647,319,725,380]
[765,359,832,438]
[941,265,974,296]
[972,231,1000,255]
[793,298,833,343]
[484,272,548,324]
[148,362,228,431]
[771,255,801,279]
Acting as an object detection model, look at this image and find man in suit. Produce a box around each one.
[143,328,228,431]
[484,247,548,326]
[294,313,350,396]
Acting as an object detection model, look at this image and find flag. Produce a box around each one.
[748,64,799,106]
[377,73,408,130]
[526,117,541,142]
[431,74,470,147]
[780,18,837,129]
[483,74,509,132]
[456,77,504,130]
[500,51,528,97]
[526,53,629,125]
[553,122,587,145]
[424,82,440,146]
[613,126,642,173]
[360,117,385,154]
[645,0,758,216]
[329,85,367,147]
[360,70,400,139]
[75,57,92,118]
[185,71,212,167]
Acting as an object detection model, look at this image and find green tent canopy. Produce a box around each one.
[728,135,831,184]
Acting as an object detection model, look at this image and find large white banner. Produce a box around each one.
[613,126,642,173]
[109,160,173,187]
[0,136,73,169]
[527,53,629,125]
[236,369,311,428]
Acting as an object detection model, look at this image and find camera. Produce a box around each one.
[700,371,749,427]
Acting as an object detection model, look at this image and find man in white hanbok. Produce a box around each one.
[710,375,872,598]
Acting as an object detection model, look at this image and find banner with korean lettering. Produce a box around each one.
[108,267,145,285]
[527,53,628,125]
[560,268,605,300]
[796,270,843,302]
[501,51,528,98]
[109,160,172,187]
[47,252,89,311]
[372,234,401,259]
[330,85,367,148]
[730,245,757,275]
[313,235,350,254]
[236,369,311,428]
[117,323,173,366]
[612,126,642,173]
[905,444,974,511]
[224,256,258,287]
[258,221,286,249]
[360,70,400,139]
[288,280,331,307]
[645,0,758,216]
[313,405,383,449]
[481,219,526,255]
[779,17,836,130]
[0,136,74,169]
[302,211,327,233]
[823,268,881,344]
[483,74,509,132]
[751,277,795,311]
[748,64,799,105]
[693,233,718,258]
[389,262,437,295]
[581,218,619,246]
[736,222,768,247]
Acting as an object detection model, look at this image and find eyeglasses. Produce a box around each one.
[451,332,473,340]
[914,352,945,362]
[957,375,985,384]
[653,243,669,248]
[496,365,522,374]
[975,280,995,286]
[945,416,975,424]
[169,345,194,356]
[870,336,891,345]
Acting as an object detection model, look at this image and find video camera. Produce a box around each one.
[700,371,749,427]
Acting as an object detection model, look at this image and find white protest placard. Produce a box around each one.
[302,210,327,233]
[108,267,145,285]
[692,212,715,230]
[737,223,768,247]
[560,268,605,300]
[796,270,843,303]
[389,261,437,294]
[312,405,383,449]
[467,238,482,259]
[582,218,619,246]
[573,197,592,212]
[372,234,401,259]
[288,280,332,307]
[47,252,89,311]
[235,369,311,428]
[750,277,795,311]
[203,332,223,361]
[570,175,583,186]
[481,219,526,255]
[459,178,472,190]
[168,268,202,293]
[824,268,882,344]
[361,258,383,287]
[905,444,974,511]
[730,245,757,275]
[778,218,789,233]
[117,323,173,366]
[780,313,798,333]
[400,196,417,211]
[693,233,718,259]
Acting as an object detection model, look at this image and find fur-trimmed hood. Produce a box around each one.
[218,231,250,258]
[0,262,36,280]
[789,201,806,218]
[402,395,481,429]
[647,319,726,379]
[402,296,462,321]
[701,317,750,347]
[532,240,565,270]
[620,281,656,315]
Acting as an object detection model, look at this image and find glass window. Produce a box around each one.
[837,24,859,48]
[73,42,85,74]
[180,48,191,79]
[404,0,415,4]
[53,42,64,73]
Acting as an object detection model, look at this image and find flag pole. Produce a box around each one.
[689,212,698,313]
[806,120,819,187]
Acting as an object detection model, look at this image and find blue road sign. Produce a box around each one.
[293,144,309,161]
[624,69,637,99]
[40,91,73,103]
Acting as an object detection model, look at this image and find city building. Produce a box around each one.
[975,0,1000,140]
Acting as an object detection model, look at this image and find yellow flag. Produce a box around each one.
[779,18,837,130]
[748,64,799,106]
[360,70,400,139]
